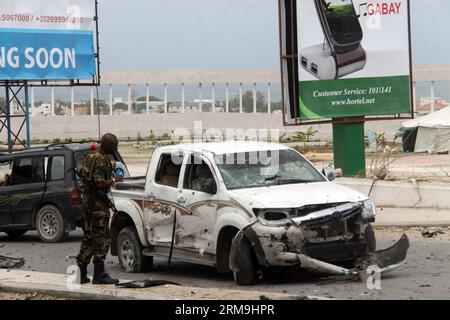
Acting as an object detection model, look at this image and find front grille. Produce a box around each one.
[291,202,347,218]
[301,204,364,243]
[299,203,363,229]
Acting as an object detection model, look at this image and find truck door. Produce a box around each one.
[144,151,184,245]
[176,153,218,253]
[10,156,46,226]
[0,158,13,226]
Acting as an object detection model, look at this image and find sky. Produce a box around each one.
[98,0,449,69]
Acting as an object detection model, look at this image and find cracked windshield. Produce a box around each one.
[214,149,326,190]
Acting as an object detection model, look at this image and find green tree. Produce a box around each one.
[93,99,109,115]
[137,96,162,102]
[270,101,282,112]
[229,91,267,113]
[114,102,128,112]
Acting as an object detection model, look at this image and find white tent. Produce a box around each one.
[402,107,450,153]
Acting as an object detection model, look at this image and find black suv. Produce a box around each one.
[0,143,127,243]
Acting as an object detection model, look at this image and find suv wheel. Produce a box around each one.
[117,226,153,273]
[5,230,27,238]
[36,205,66,243]
[232,236,257,286]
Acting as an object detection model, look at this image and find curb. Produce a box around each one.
[0,281,323,301]
[0,281,176,300]
[0,270,330,301]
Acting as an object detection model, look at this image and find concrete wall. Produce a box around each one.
[101,66,450,84]
[338,178,450,209]
[2,113,405,142]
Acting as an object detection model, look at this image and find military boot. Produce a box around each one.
[92,262,119,285]
[77,263,90,284]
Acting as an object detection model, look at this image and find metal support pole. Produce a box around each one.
[146,83,150,115]
[5,84,12,152]
[109,84,113,115]
[181,83,185,113]
[412,82,416,113]
[24,82,31,148]
[430,81,435,113]
[164,83,168,113]
[198,83,203,112]
[239,83,243,113]
[333,120,366,177]
[225,83,229,113]
[211,83,216,113]
[71,86,75,116]
[90,86,94,115]
[253,83,257,113]
[2,83,32,151]
[128,84,132,114]
[267,83,272,114]
[51,87,55,116]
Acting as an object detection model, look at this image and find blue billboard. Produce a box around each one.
[0,0,97,81]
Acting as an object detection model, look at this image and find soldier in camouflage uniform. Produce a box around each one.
[76,133,123,285]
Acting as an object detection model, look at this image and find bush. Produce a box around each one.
[161,133,171,141]
[31,138,41,144]
[149,130,156,142]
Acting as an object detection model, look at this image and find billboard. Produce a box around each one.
[0,0,97,81]
[280,0,413,123]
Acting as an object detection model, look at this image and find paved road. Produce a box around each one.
[1,228,449,300]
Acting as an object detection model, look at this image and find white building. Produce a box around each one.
[30,104,51,117]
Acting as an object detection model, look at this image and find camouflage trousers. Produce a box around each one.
[76,197,111,265]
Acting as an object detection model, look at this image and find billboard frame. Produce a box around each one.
[278,0,415,126]
[0,0,101,88]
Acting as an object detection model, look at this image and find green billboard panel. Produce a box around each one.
[279,0,413,123]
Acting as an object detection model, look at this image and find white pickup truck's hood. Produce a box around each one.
[229,182,367,209]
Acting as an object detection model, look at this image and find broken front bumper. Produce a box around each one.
[230,225,410,276]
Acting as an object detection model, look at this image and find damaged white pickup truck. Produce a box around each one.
[110,142,409,285]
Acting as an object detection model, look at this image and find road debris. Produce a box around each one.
[421,228,445,238]
[115,279,181,288]
[0,255,25,269]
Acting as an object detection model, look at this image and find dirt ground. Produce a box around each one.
[0,291,71,300]
[1,226,450,300]
[374,226,450,242]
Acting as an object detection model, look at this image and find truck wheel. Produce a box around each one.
[232,236,257,286]
[365,225,377,252]
[5,230,27,238]
[117,226,153,273]
[36,205,66,243]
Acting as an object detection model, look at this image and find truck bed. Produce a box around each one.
[111,177,146,198]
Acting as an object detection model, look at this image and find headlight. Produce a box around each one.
[362,200,376,220]
[254,209,292,226]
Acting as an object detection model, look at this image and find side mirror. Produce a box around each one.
[323,165,337,181]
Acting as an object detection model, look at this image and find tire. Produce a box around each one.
[365,224,377,252]
[5,230,27,238]
[117,226,153,273]
[232,236,257,286]
[35,205,66,243]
